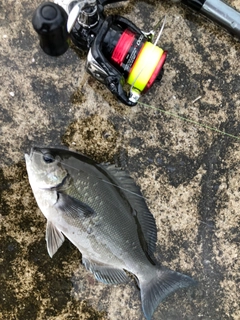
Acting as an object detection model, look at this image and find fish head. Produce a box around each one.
[25,147,68,190]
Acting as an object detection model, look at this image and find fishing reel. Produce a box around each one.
[32,0,167,106]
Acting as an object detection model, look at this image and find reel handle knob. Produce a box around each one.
[32,2,69,56]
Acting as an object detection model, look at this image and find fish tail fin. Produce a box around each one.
[139,267,196,320]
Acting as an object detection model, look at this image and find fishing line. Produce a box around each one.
[28,91,240,213]
[28,151,218,229]
[30,151,147,200]
[138,101,240,141]
[130,16,166,93]
[98,179,146,199]
[29,94,240,201]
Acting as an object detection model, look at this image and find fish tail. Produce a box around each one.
[139,267,196,320]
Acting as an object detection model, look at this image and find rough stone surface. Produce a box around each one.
[0,0,240,319]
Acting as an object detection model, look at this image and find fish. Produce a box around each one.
[25,146,195,320]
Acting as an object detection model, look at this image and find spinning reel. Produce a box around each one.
[32,0,167,106]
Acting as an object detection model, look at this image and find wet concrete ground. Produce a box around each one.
[0,0,240,319]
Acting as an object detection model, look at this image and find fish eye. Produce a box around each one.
[42,154,55,164]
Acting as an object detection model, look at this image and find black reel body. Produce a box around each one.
[32,0,167,106]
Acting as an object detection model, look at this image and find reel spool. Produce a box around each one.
[103,26,167,99]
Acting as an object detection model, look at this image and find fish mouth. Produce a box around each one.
[24,153,30,164]
[24,147,35,161]
[27,147,47,158]
[25,147,43,163]
[24,148,33,163]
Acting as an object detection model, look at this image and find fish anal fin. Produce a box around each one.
[82,257,129,285]
[46,220,65,258]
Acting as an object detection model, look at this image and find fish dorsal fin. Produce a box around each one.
[82,256,128,285]
[101,164,157,257]
[46,220,65,258]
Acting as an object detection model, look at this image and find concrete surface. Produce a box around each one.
[0,0,239,319]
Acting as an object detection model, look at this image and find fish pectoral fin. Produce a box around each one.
[46,220,65,258]
[56,192,96,218]
[82,257,129,285]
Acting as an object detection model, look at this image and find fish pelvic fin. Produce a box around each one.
[46,220,65,258]
[139,268,196,320]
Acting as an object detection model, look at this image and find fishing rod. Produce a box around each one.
[173,0,240,39]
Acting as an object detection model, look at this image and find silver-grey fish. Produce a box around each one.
[25,146,195,320]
